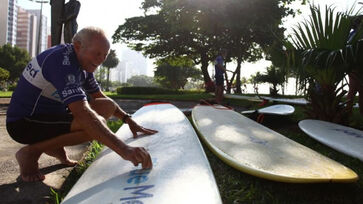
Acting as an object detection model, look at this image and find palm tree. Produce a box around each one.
[288,4,362,124]
[253,65,285,97]
[102,49,119,91]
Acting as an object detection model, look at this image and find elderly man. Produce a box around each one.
[6,27,157,182]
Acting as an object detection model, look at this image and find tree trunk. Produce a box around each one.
[295,77,298,96]
[200,52,213,92]
[226,63,239,94]
[106,67,110,91]
[235,57,242,94]
[282,76,286,95]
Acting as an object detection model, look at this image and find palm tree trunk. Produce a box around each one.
[106,67,110,91]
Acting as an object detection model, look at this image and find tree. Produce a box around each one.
[127,75,156,87]
[223,0,295,94]
[249,72,263,94]
[102,49,119,91]
[113,0,302,92]
[255,65,286,96]
[0,44,30,83]
[95,66,107,90]
[154,56,202,89]
[288,4,361,123]
[0,67,10,90]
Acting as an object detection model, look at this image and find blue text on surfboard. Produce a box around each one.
[120,185,155,201]
[127,169,150,184]
[120,158,157,203]
[331,128,363,139]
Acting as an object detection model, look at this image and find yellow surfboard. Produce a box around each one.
[192,105,358,183]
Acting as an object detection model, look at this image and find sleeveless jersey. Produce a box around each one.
[7,44,100,122]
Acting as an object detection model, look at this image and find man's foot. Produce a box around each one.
[15,147,45,182]
[45,147,78,167]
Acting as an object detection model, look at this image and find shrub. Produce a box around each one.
[116,86,179,95]
[7,83,17,91]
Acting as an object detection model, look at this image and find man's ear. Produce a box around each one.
[73,41,81,52]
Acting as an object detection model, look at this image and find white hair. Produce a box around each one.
[72,26,109,47]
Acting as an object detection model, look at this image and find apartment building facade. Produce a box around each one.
[0,0,18,46]
[16,7,38,57]
[27,9,47,54]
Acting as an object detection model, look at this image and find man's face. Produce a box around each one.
[75,35,110,73]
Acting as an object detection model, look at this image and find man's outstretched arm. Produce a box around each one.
[68,100,152,169]
[89,91,158,138]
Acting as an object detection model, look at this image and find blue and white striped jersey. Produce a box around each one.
[7,44,100,122]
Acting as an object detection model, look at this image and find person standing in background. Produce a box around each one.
[214,49,227,104]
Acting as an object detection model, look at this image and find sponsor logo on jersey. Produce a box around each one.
[25,62,40,78]
[62,46,73,66]
[62,86,83,98]
[62,55,70,65]
[66,74,76,85]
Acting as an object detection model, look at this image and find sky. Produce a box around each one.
[17,0,361,82]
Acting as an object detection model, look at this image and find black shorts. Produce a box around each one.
[215,75,224,86]
[6,114,73,144]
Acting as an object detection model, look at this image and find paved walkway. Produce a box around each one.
[0,99,209,204]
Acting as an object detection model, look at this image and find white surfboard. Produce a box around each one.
[241,104,295,115]
[299,119,363,162]
[192,105,358,183]
[261,96,309,105]
[62,103,221,204]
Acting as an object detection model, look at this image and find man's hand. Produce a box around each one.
[123,146,152,169]
[126,118,158,138]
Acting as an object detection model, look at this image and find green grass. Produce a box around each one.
[0,91,12,97]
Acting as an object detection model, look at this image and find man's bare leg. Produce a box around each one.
[16,130,91,182]
[16,146,44,182]
[45,147,78,166]
[16,98,116,182]
[215,86,220,104]
[215,86,223,104]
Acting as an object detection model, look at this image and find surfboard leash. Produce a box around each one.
[257,113,265,123]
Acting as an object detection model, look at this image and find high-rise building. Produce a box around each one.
[27,9,47,54]
[113,61,127,83]
[0,0,18,46]
[16,7,38,57]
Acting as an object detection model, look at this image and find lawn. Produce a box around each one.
[52,94,363,204]
[0,91,12,97]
